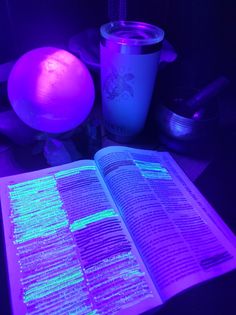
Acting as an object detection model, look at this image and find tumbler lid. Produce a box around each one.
[100,21,164,54]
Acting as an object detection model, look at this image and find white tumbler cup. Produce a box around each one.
[100,21,164,142]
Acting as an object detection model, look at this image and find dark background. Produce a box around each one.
[0,0,236,86]
[0,1,236,315]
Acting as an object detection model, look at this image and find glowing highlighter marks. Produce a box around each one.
[8,174,93,314]
[9,177,68,244]
[24,268,84,303]
[70,209,117,232]
[134,160,172,180]
[7,165,155,314]
[55,165,96,179]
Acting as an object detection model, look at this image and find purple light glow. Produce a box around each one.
[8,47,95,133]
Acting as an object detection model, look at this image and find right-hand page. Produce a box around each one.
[95,146,236,301]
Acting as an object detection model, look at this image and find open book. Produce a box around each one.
[1,146,236,315]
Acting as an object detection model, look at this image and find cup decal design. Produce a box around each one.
[104,68,134,101]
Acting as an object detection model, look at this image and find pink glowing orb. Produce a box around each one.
[8,47,95,133]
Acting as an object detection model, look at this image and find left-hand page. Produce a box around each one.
[0,160,161,315]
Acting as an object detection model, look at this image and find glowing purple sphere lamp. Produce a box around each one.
[8,47,95,133]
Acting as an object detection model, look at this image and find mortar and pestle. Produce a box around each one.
[155,76,229,155]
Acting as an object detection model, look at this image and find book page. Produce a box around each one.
[0,160,162,315]
[95,146,236,301]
